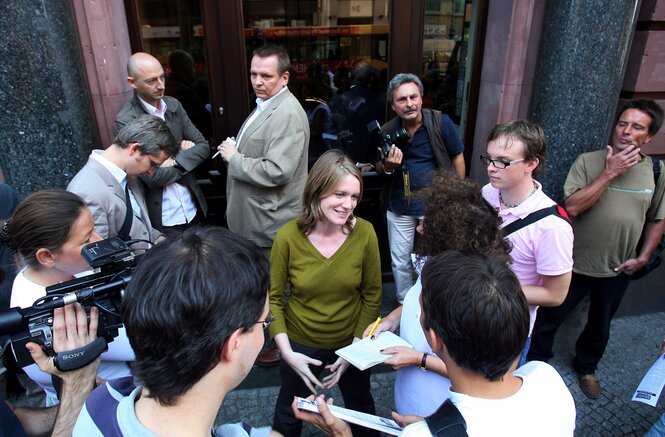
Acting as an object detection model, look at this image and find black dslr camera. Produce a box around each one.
[367,120,411,156]
[0,237,138,370]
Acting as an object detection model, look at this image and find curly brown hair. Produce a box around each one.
[418,173,511,261]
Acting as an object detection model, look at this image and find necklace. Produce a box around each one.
[499,181,538,209]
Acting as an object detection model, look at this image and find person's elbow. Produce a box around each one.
[542,272,572,307]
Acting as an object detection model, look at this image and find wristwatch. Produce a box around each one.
[419,353,428,370]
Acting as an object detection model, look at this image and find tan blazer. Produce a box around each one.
[67,156,161,247]
[226,88,310,248]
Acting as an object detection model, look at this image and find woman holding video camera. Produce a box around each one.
[269,150,382,437]
[1,189,134,404]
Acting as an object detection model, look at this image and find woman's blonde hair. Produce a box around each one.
[297,150,362,234]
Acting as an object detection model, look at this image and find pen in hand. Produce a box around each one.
[213,136,237,159]
[368,316,382,339]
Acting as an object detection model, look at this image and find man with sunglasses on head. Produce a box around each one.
[73,226,277,436]
[528,99,665,400]
[480,119,574,366]
[68,115,178,247]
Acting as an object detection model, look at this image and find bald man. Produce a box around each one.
[116,52,210,238]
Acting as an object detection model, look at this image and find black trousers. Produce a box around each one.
[272,340,378,437]
[528,272,631,374]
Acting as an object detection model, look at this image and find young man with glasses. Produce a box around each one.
[480,119,574,365]
[74,226,276,436]
[528,99,665,399]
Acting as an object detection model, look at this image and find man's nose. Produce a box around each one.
[157,78,165,89]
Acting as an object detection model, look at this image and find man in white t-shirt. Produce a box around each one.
[294,251,575,437]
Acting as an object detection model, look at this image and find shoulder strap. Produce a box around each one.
[117,184,133,241]
[652,156,661,184]
[502,205,571,236]
[423,109,453,171]
[425,399,468,437]
[381,116,402,134]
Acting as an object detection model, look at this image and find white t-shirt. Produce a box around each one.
[395,277,451,416]
[401,361,575,437]
[10,268,135,404]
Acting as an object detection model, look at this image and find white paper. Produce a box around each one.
[633,353,665,406]
[335,331,412,371]
[296,397,402,435]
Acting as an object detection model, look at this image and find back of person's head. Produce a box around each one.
[618,99,664,136]
[487,119,547,175]
[421,251,529,381]
[168,49,195,83]
[112,114,178,157]
[419,173,511,260]
[253,44,290,75]
[351,64,378,88]
[0,190,86,269]
[121,226,269,406]
[298,150,362,235]
[387,73,424,102]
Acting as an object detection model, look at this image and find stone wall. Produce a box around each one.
[0,0,96,198]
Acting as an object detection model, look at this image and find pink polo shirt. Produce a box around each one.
[482,182,574,333]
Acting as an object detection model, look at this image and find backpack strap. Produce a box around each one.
[422,108,453,171]
[425,399,468,437]
[652,156,661,185]
[502,205,571,236]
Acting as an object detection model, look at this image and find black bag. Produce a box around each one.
[631,157,665,280]
[425,399,468,437]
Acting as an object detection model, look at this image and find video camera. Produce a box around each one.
[0,237,138,370]
[367,120,411,156]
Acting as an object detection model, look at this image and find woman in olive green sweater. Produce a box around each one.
[269,150,382,437]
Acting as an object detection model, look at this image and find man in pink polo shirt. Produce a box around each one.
[480,119,574,365]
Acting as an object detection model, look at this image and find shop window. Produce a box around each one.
[422,0,473,126]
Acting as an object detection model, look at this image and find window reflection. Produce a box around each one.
[135,0,212,141]
[422,0,473,126]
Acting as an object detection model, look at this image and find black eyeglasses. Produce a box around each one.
[479,154,525,169]
[257,311,275,330]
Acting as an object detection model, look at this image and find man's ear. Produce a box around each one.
[525,158,539,175]
[127,76,137,89]
[127,143,142,156]
[424,327,444,354]
[35,248,56,268]
[220,328,243,363]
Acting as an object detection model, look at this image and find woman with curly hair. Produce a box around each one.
[363,172,511,417]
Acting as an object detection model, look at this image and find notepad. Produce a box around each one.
[296,397,402,435]
[335,331,413,371]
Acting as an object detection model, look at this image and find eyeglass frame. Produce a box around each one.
[479,154,525,169]
[257,311,275,330]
